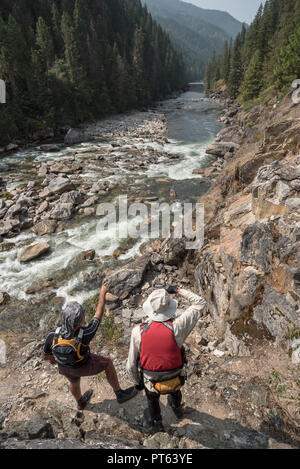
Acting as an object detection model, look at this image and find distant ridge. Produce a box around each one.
[143,0,244,80]
[181,0,247,37]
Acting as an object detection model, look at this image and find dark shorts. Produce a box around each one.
[58,353,110,384]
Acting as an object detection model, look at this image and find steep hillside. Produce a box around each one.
[143,0,243,80]
[0,0,186,144]
[182,0,246,37]
[205,0,300,102]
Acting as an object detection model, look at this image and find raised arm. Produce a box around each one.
[173,287,207,348]
[94,283,109,322]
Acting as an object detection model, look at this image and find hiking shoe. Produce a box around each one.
[167,395,184,420]
[143,408,164,434]
[115,386,138,404]
[77,389,93,410]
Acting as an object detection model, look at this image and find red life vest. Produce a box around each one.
[140,321,183,373]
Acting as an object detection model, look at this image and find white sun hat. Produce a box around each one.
[143,289,178,322]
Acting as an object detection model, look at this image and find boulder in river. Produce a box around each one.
[5,143,18,152]
[0,219,19,236]
[32,220,57,236]
[41,176,75,198]
[206,142,240,157]
[39,144,61,153]
[72,249,96,263]
[26,278,55,295]
[64,128,90,145]
[19,242,50,263]
[0,292,10,306]
[49,202,74,221]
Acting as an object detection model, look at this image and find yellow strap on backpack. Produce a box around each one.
[153,376,182,395]
[52,328,85,362]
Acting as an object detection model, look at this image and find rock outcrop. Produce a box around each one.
[194,92,300,354]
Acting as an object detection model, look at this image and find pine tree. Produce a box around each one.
[133,27,149,105]
[274,23,300,87]
[51,3,63,53]
[228,33,243,98]
[0,0,187,143]
[35,17,54,69]
[240,50,264,101]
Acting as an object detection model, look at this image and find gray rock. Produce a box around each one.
[0,292,10,306]
[0,242,15,252]
[144,433,179,449]
[222,429,268,449]
[59,190,84,206]
[160,238,187,266]
[206,141,240,157]
[290,338,300,350]
[276,181,292,201]
[78,207,95,217]
[291,347,300,364]
[5,202,26,218]
[26,278,55,295]
[44,177,75,197]
[290,179,300,191]
[80,195,99,208]
[91,181,108,193]
[64,128,90,145]
[225,326,251,357]
[241,222,275,272]
[0,418,54,440]
[5,143,18,152]
[253,285,300,340]
[285,198,300,211]
[36,201,49,215]
[242,382,269,407]
[265,120,293,138]
[32,220,57,236]
[0,437,138,450]
[72,250,95,263]
[106,255,150,299]
[229,267,263,321]
[39,144,61,152]
[0,219,19,236]
[43,400,83,439]
[49,202,74,220]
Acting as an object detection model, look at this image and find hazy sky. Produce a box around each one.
[183,0,267,24]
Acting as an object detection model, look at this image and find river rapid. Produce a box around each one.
[0,83,223,306]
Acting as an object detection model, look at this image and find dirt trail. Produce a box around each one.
[0,323,299,449]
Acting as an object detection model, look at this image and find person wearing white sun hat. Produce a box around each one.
[126,285,207,433]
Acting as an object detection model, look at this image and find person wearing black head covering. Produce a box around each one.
[42,284,137,409]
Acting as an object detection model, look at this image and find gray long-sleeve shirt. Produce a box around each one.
[126,288,207,391]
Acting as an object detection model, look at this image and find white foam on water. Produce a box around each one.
[1,91,221,304]
[144,139,213,180]
[0,206,150,300]
[55,277,99,307]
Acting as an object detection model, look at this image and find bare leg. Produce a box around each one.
[105,359,121,392]
[69,380,82,401]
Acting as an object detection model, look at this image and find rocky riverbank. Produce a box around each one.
[0,87,299,449]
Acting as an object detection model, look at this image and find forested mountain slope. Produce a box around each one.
[181,0,245,38]
[205,0,300,102]
[143,0,243,80]
[0,0,186,143]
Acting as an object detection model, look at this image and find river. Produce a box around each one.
[0,82,222,306]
